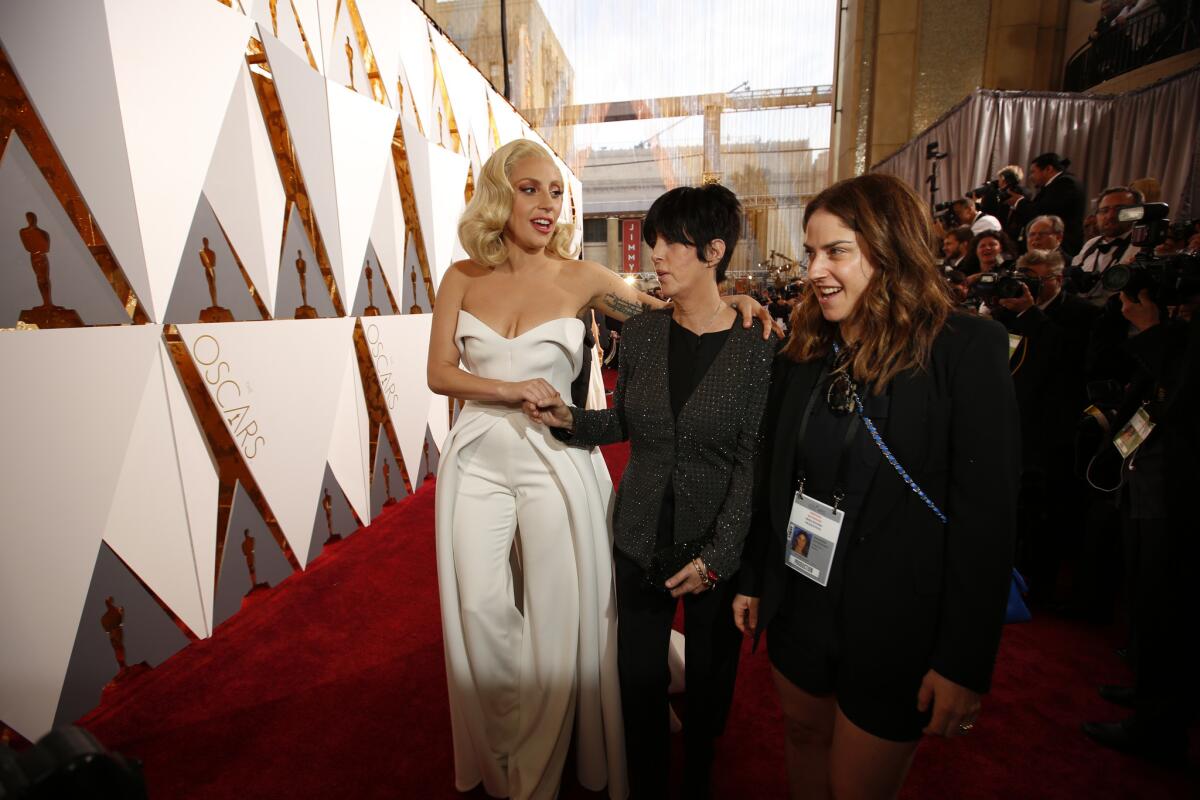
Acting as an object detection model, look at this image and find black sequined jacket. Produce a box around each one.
[561,308,775,583]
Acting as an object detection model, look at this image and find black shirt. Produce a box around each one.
[656,318,733,549]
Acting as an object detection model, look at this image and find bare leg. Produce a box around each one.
[771,666,835,800]
[828,706,919,800]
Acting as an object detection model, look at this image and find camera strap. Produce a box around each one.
[794,363,860,511]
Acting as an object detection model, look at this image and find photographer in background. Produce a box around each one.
[942,225,973,270]
[1025,215,1067,259]
[1082,278,1200,764]
[1007,153,1087,257]
[953,197,1002,235]
[976,165,1029,235]
[1070,186,1144,307]
[990,249,1101,604]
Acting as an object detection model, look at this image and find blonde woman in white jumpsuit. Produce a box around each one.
[428,140,770,800]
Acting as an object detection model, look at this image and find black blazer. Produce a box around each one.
[744,313,1019,694]
[1010,172,1087,256]
[563,309,775,581]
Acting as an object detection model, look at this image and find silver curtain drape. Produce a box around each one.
[872,66,1200,219]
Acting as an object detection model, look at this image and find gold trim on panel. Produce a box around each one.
[352,319,414,496]
[0,46,150,325]
[163,325,303,594]
[105,544,201,642]
[287,0,321,72]
[213,216,273,320]
[344,0,390,107]
[389,122,437,310]
[247,50,347,317]
[430,45,462,154]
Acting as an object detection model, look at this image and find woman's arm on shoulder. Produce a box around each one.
[426,261,558,406]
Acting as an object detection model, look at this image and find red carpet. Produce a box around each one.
[76,406,1196,797]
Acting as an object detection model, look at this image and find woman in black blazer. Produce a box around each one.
[529,184,775,798]
[734,174,1019,798]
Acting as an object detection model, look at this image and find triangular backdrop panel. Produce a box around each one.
[320,0,371,99]
[275,203,337,319]
[103,340,217,641]
[354,0,407,107]
[370,162,407,307]
[162,195,265,324]
[490,93,527,145]
[103,0,252,320]
[0,325,160,741]
[327,348,372,525]
[261,29,340,304]
[53,543,192,730]
[394,1,435,132]
[305,464,362,565]
[361,314,434,481]
[401,117,469,290]
[430,33,492,175]
[0,135,128,327]
[176,318,356,563]
[203,63,286,315]
[370,427,408,518]
[350,242,395,316]
[213,480,295,629]
[324,83,400,310]
[0,0,147,322]
[249,0,325,73]
[401,236,433,314]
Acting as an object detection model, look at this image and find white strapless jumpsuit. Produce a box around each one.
[435,311,627,800]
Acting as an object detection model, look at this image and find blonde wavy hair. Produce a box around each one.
[783,173,955,394]
[457,139,577,266]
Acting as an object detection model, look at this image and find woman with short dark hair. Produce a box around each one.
[735,173,1019,798]
[528,183,776,798]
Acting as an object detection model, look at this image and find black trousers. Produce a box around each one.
[614,549,743,798]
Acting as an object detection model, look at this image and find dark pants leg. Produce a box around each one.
[614,551,675,799]
[614,550,744,798]
[681,576,743,796]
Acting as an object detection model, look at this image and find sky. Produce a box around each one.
[535,0,838,150]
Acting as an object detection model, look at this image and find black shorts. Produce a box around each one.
[766,576,933,743]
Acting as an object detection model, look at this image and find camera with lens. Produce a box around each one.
[932,200,957,227]
[1099,203,1200,305]
[972,265,1041,302]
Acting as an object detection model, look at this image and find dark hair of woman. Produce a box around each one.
[958,229,1016,276]
[642,183,742,283]
[782,173,954,394]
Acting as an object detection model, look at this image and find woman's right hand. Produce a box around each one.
[496,378,559,406]
[524,393,573,429]
[732,594,759,636]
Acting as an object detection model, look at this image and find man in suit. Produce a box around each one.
[992,248,1100,604]
[1070,186,1144,307]
[1006,153,1088,257]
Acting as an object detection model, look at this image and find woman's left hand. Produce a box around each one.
[917,669,982,737]
[724,294,784,339]
[665,559,712,598]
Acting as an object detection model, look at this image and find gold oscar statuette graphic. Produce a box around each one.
[294,249,318,319]
[345,36,356,92]
[198,237,234,322]
[100,596,128,673]
[422,440,432,478]
[409,265,422,314]
[323,488,341,545]
[382,459,396,506]
[363,260,380,316]
[242,529,269,595]
[17,211,84,329]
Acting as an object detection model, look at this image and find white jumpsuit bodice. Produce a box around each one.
[435,310,627,800]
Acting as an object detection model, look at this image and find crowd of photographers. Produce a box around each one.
[929,152,1199,764]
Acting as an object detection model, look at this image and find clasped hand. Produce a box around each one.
[517,385,573,429]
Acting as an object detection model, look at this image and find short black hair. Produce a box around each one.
[948,225,973,244]
[643,183,741,283]
[1031,152,1070,172]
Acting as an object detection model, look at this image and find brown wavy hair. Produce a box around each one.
[782,173,954,394]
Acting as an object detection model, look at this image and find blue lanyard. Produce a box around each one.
[831,343,949,525]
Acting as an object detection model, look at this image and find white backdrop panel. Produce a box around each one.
[362,314,433,479]
[324,83,400,310]
[395,1,435,132]
[0,136,128,327]
[204,63,287,315]
[370,162,407,306]
[177,318,355,564]
[0,326,160,741]
[354,0,407,106]
[0,0,148,323]
[104,0,251,321]
[103,342,215,640]
[327,350,371,525]
[401,117,469,290]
